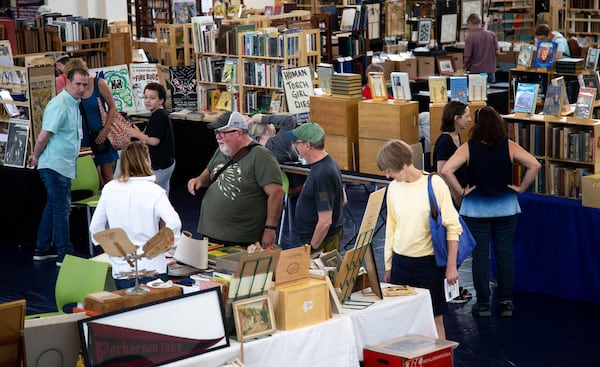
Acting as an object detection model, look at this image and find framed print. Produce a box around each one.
[4,118,29,168]
[390,72,411,101]
[263,5,273,15]
[368,72,387,101]
[417,19,432,45]
[79,287,228,367]
[440,14,458,44]
[437,56,455,75]
[232,295,276,341]
[461,0,482,25]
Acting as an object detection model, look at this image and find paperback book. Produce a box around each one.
[577,72,600,100]
[428,76,448,102]
[390,72,411,100]
[517,44,534,68]
[543,84,563,117]
[533,41,557,69]
[450,76,468,104]
[513,83,538,114]
[573,87,596,119]
[550,76,570,115]
[585,47,600,71]
[468,73,487,101]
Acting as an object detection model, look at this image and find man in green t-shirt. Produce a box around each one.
[187,111,283,248]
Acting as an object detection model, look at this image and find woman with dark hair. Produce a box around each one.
[440,106,540,317]
[433,101,470,204]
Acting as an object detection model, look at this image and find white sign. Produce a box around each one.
[281,66,314,122]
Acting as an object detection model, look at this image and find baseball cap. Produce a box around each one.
[286,122,325,143]
[54,53,70,63]
[207,111,248,130]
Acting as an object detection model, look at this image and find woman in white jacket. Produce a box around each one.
[90,141,182,289]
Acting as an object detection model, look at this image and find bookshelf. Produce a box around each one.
[127,0,173,39]
[565,0,600,42]
[504,113,600,198]
[487,0,535,42]
[157,23,195,66]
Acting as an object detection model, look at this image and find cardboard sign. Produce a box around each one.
[281,66,314,122]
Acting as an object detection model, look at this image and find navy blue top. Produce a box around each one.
[433,133,468,187]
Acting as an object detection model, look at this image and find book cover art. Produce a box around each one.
[513,83,538,114]
[543,85,563,117]
[517,44,534,68]
[169,66,198,112]
[428,76,448,102]
[172,0,196,24]
[533,41,557,68]
[215,91,232,111]
[221,59,236,84]
[573,87,596,119]
[450,76,468,104]
[28,65,56,143]
[585,47,599,71]
[578,73,600,100]
[468,73,487,101]
[129,63,159,113]
[270,92,283,113]
[4,118,29,168]
[90,64,134,112]
[390,72,411,100]
[368,72,387,100]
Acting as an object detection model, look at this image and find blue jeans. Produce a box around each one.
[114,273,168,290]
[36,168,74,258]
[463,215,518,305]
[154,160,175,196]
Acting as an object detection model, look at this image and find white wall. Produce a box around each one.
[46,0,127,22]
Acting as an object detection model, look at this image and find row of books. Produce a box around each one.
[241,29,300,58]
[513,159,545,194]
[549,126,595,162]
[507,122,546,156]
[242,61,284,89]
[197,87,239,112]
[330,73,362,98]
[548,164,591,198]
[427,74,488,103]
[245,91,283,114]
[198,56,236,83]
[337,34,367,57]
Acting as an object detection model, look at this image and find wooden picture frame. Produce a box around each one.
[440,14,457,44]
[417,18,432,45]
[368,72,387,101]
[232,295,276,341]
[437,56,455,75]
[263,5,273,15]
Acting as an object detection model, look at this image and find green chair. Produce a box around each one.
[27,255,111,319]
[278,170,291,245]
[71,155,101,256]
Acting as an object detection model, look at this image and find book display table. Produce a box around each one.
[166,287,436,366]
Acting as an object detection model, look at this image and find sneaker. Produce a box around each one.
[56,261,62,267]
[500,301,514,317]
[33,249,58,261]
[472,303,492,317]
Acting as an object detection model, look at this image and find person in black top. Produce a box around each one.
[433,101,471,206]
[126,83,175,194]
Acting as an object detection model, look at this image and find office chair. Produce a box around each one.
[0,299,27,367]
[71,154,101,257]
[27,255,111,319]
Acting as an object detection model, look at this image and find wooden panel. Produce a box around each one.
[358,100,419,143]
[310,94,360,136]
[358,138,387,175]
[108,31,132,66]
[271,277,330,331]
[84,286,182,314]
[326,133,356,171]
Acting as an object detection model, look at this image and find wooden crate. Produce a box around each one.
[84,286,182,314]
[358,100,419,142]
[394,58,417,80]
[309,95,360,136]
[326,133,357,171]
[270,277,330,331]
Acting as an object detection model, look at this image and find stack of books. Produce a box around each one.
[330,73,363,98]
[555,57,585,73]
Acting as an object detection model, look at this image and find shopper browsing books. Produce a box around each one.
[534,24,570,60]
[440,106,541,317]
[464,13,499,83]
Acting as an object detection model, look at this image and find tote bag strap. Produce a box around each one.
[427,174,441,221]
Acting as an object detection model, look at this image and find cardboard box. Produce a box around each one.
[364,334,459,367]
[582,173,600,208]
[395,58,418,80]
[417,56,435,79]
[271,277,330,330]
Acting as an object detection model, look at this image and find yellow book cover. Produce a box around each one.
[216,91,233,111]
[210,90,222,111]
[428,76,448,102]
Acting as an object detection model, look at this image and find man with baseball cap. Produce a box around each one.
[187,111,283,248]
[287,122,346,252]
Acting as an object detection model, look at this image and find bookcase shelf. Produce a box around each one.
[503,113,600,198]
[565,0,600,42]
[488,0,535,42]
[127,0,173,39]
[156,23,194,66]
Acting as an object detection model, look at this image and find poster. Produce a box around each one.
[169,66,197,112]
[28,65,56,143]
[4,119,29,168]
[281,66,313,122]
[90,64,134,112]
[129,63,160,113]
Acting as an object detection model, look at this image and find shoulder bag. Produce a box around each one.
[94,77,131,150]
[427,174,476,268]
[80,102,110,154]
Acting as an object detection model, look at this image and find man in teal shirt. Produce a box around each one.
[28,59,89,267]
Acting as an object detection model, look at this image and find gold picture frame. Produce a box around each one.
[437,56,455,75]
[232,295,276,341]
[368,72,388,102]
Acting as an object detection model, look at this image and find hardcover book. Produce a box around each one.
[517,44,534,68]
[533,41,557,69]
[543,85,563,117]
[450,76,468,104]
[573,87,596,119]
[390,72,411,101]
[550,76,570,115]
[513,83,538,114]
[468,73,487,101]
[585,47,600,71]
[577,72,600,100]
[4,118,29,168]
[428,76,448,102]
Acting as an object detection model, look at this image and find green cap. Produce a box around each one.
[287,122,325,144]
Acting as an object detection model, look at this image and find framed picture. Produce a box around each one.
[79,288,229,367]
[417,19,432,45]
[440,14,458,44]
[264,5,273,15]
[461,0,482,25]
[368,72,387,101]
[4,119,29,168]
[437,56,455,75]
[232,295,276,341]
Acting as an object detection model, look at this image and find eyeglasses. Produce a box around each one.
[293,140,307,145]
[214,130,239,138]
